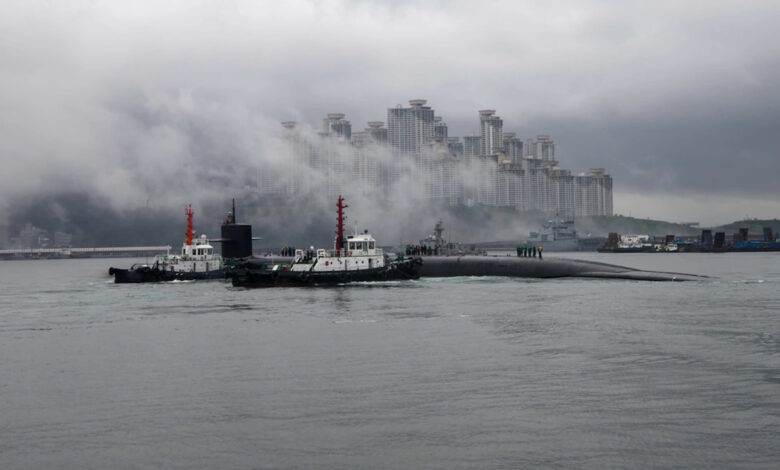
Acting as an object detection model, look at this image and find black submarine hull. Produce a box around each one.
[242,255,705,282]
[416,256,706,282]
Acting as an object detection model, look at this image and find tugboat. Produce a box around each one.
[229,196,422,287]
[109,205,226,283]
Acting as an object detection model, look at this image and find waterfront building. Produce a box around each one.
[575,168,613,216]
[271,105,613,217]
[387,99,435,157]
[53,231,73,248]
[524,135,556,162]
[16,223,50,249]
[428,157,461,206]
[550,168,575,216]
[496,162,524,208]
[447,137,463,160]
[479,110,503,156]
[503,132,524,165]
[434,116,448,140]
[474,155,499,206]
[322,113,352,140]
[351,131,380,197]
[365,121,388,145]
[463,135,481,161]
[264,121,309,195]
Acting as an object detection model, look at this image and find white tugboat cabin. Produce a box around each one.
[289,231,385,273]
[156,233,224,273]
[154,205,224,274]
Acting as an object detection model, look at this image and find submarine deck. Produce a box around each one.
[245,255,706,282]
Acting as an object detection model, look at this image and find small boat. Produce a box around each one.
[229,196,422,287]
[109,205,226,283]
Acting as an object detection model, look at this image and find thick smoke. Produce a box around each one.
[3,0,780,240]
[2,91,542,248]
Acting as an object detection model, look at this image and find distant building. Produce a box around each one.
[53,231,73,247]
[575,168,613,216]
[387,99,435,157]
[479,110,503,156]
[447,137,463,160]
[15,223,50,249]
[272,121,309,194]
[550,168,575,217]
[524,135,556,162]
[496,162,524,208]
[271,102,613,217]
[503,132,523,165]
[434,116,448,140]
[365,121,388,145]
[463,135,481,161]
[322,113,352,140]
[351,131,380,196]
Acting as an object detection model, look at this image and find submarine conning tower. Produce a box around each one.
[220,198,253,259]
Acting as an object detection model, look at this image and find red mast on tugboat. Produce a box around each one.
[335,195,347,256]
[185,205,193,246]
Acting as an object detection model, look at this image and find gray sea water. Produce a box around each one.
[1,253,779,469]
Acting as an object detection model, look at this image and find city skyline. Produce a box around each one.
[1,1,779,228]
[272,100,612,218]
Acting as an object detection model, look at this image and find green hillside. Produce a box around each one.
[711,219,780,236]
[575,215,701,237]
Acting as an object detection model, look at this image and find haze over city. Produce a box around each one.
[2,0,779,239]
[3,4,780,468]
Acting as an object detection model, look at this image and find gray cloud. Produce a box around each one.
[1,0,779,232]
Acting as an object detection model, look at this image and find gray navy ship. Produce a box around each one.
[527,214,603,252]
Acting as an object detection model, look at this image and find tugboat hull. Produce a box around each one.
[230,260,421,288]
[109,266,227,284]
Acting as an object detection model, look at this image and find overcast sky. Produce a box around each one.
[1,0,779,226]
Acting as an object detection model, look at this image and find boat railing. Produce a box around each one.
[317,248,384,258]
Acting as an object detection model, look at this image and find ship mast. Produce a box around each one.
[335,195,347,256]
[185,204,193,246]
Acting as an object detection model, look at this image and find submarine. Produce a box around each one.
[239,255,705,282]
[416,255,705,281]
[221,200,706,283]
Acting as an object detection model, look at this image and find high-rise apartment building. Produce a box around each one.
[550,168,575,217]
[524,135,556,162]
[272,105,613,217]
[434,116,448,140]
[575,169,613,217]
[447,137,463,160]
[387,99,435,156]
[463,135,481,161]
[267,121,309,194]
[503,132,524,164]
[496,162,524,208]
[365,121,388,145]
[322,113,352,140]
[479,110,503,156]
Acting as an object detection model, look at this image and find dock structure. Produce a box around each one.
[0,246,172,260]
